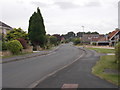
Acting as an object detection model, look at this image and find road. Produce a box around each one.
[36,47,118,88]
[2,43,118,88]
[3,43,82,88]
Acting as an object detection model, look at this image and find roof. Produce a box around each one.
[0,21,12,29]
[97,36,108,42]
[108,30,120,40]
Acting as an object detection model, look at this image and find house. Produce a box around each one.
[108,29,120,46]
[81,34,99,44]
[96,35,109,46]
[97,29,120,46]
[0,21,13,35]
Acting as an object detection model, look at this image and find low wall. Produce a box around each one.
[2,51,12,56]
[22,46,33,53]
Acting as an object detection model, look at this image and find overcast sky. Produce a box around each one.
[0,0,119,35]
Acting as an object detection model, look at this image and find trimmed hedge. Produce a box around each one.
[7,40,23,54]
[115,42,120,64]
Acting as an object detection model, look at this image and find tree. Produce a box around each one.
[76,32,85,37]
[49,36,57,46]
[53,34,61,43]
[6,28,28,41]
[72,38,81,45]
[28,7,46,48]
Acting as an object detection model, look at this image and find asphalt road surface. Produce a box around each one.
[3,43,82,88]
[2,43,118,88]
[35,47,118,88]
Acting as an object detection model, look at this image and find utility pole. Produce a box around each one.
[82,26,84,48]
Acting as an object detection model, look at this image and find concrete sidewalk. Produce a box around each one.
[2,46,60,63]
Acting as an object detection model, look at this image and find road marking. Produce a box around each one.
[61,84,78,90]
[28,48,85,88]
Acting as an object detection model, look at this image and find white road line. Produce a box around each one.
[28,48,85,88]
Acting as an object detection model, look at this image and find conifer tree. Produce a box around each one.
[28,7,46,47]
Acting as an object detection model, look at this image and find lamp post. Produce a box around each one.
[82,26,84,48]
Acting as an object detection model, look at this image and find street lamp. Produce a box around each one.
[82,26,84,48]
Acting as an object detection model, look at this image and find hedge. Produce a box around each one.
[115,42,120,64]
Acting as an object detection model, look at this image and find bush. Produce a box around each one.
[2,42,8,51]
[17,38,28,49]
[92,42,97,46]
[115,42,120,64]
[49,36,57,46]
[0,40,2,51]
[7,40,23,54]
[73,38,81,45]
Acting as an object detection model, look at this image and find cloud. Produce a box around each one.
[85,1,101,7]
[31,1,50,8]
[54,1,80,9]
[53,1,102,9]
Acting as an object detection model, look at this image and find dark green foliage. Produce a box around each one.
[115,42,120,64]
[0,40,2,51]
[6,28,28,41]
[7,40,23,54]
[28,7,46,48]
[17,38,28,49]
[2,42,8,51]
[73,38,81,45]
[49,36,57,46]
[92,42,97,46]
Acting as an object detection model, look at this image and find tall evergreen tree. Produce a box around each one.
[28,7,46,47]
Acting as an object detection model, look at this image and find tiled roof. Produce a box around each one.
[97,37,108,41]
[108,30,120,40]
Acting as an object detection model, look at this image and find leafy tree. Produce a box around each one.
[6,28,28,41]
[49,36,57,46]
[72,38,81,45]
[67,32,75,38]
[76,32,85,37]
[28,7,46,48]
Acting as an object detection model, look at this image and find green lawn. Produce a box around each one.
[88,48,115,53]
[92,55,120,86]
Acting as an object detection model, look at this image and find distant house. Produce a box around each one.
[0,21,13,35]
[97,29,120,46]
[108,29,120,46]
[96,35,109,46]
[81,34,99,44]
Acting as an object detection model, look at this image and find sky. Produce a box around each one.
[0,0,119,35]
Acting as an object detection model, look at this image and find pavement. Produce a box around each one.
[2,45,60,63]
[35,48,118,88]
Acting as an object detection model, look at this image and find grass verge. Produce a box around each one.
[87,47,115,53]
[92,55,120,86]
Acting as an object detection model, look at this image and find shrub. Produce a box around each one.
[0,40,2,51]
[49,36,57,46]
[2,42,8,51]
[92,42,97,46]
[73,38,81,45]
[7,40,23,54]
[17,38,28,49]
[115,42,120,64]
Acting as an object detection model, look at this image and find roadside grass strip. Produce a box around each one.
[87,48,115,53]
[92,55,120,86]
